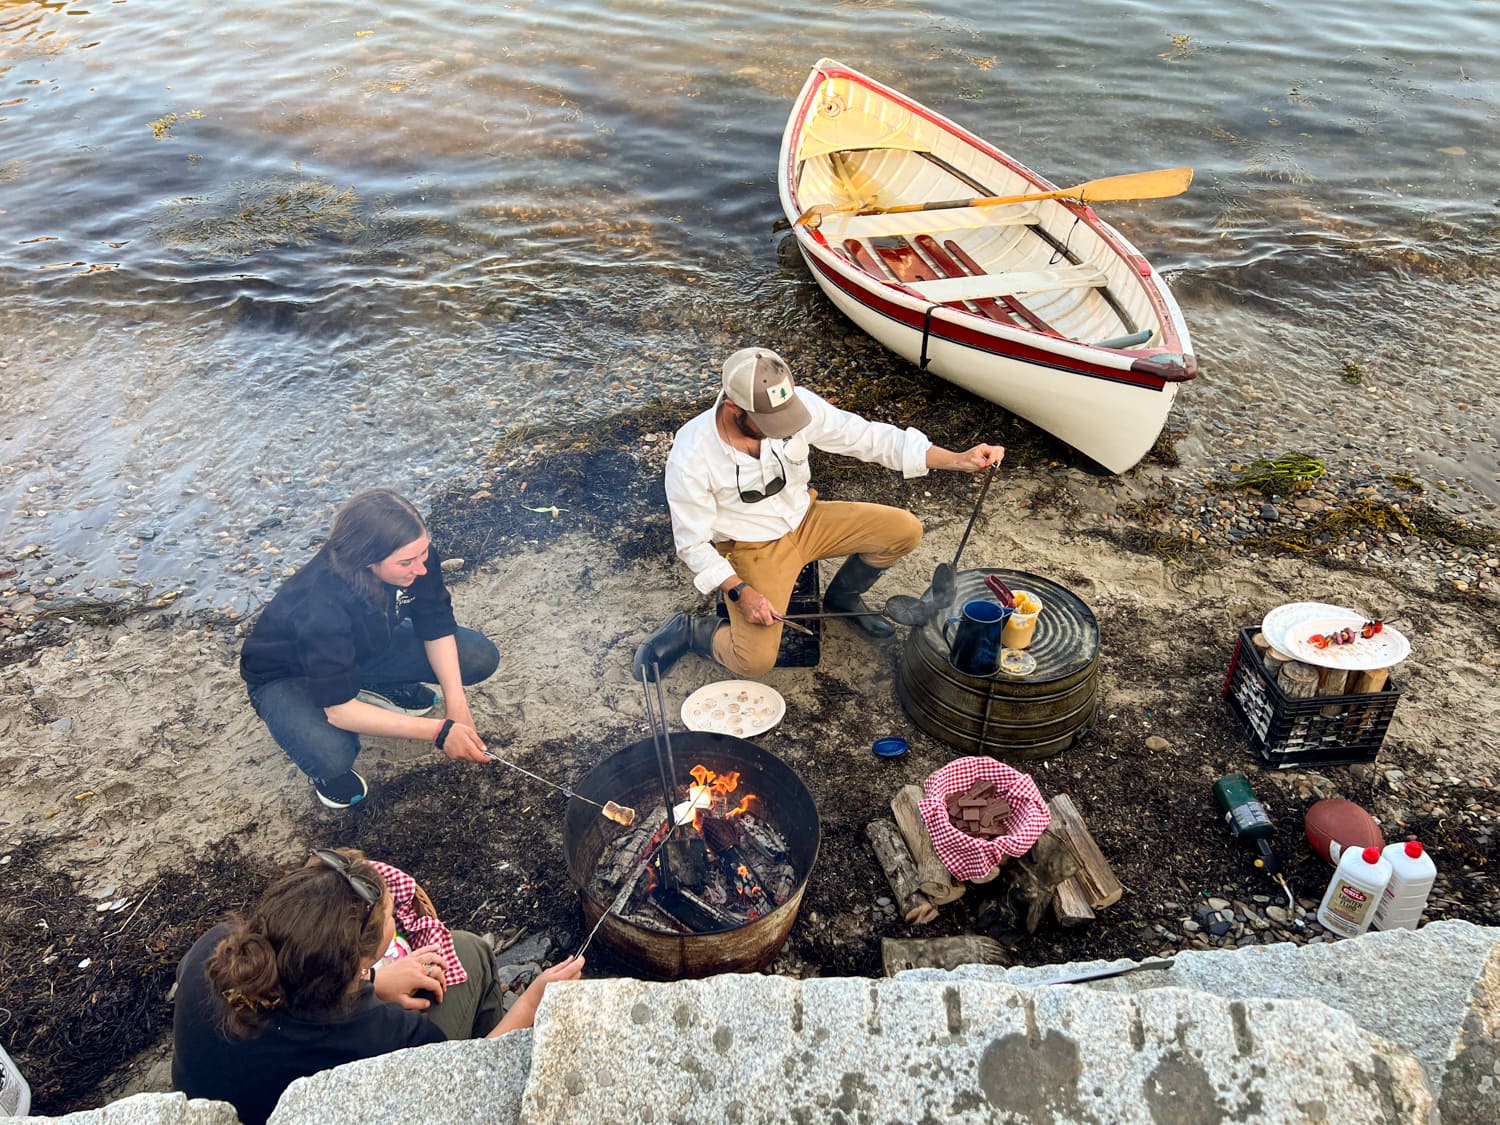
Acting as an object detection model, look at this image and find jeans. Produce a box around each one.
[247,622,500,782]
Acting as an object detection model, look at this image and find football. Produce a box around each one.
[1304,798,1384,866]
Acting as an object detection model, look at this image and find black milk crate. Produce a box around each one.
[1222,626,1400,769]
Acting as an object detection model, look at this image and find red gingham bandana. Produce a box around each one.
[371,861,468,985]
[918,757,1051,881]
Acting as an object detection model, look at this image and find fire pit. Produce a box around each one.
[564,731,820,979]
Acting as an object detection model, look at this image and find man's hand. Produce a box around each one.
[372,945,448,1010]
[930,443,1005,473]
[738,585,778,627]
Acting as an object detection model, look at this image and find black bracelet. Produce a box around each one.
[435,719,455,749]
[367,966,376,984]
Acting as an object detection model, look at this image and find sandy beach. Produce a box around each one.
[2,407,1498,1112]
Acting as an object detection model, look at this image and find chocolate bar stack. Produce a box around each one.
[945,780,1013,839]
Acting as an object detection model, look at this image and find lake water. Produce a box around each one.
[2,0,1497,613]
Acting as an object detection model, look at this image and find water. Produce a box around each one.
[3,0,1497,613]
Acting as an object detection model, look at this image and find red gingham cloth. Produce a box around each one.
[370,861,467,985]
[918,757,1051,881]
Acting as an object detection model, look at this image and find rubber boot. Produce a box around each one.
[823,555,896,640]
[633,613,723,681]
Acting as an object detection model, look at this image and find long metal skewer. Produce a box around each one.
[642,666,677,828]
[483,748,614,813]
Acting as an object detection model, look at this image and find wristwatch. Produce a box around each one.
[726,580,748,602]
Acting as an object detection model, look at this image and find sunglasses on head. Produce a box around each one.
[311,849,380,920]
[735,447,787,504]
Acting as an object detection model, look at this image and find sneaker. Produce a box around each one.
[314,769,368,809]
[357,683,440,715]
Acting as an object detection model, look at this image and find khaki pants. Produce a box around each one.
[713,496,922,677]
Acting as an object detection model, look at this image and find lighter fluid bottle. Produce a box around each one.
[1371,841,1437,931]
[1317,845,1392,938]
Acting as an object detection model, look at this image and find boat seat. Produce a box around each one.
[821,203,1040,241]
[902,263,1108,303]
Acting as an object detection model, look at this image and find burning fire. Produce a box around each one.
[676,764,758,830]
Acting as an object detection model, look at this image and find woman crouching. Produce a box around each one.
[171,848,582,1125]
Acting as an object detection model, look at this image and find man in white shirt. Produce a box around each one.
[633,347,1003,681]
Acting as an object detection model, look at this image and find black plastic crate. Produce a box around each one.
[716,561,821,668]
[1222,626,1400,769]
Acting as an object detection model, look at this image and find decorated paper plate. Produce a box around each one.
[1260,601,1355,656]
[1280,615,1411,671]
[681,680,786,738]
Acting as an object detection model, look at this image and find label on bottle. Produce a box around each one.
[1325,878,1375,929]
[1225,801,1272,837]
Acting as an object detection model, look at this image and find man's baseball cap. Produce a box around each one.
[721,347,812,439]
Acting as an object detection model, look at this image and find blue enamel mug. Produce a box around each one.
[942,599,1013,677]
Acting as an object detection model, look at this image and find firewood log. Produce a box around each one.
[866,819,937,924]
[880,936,1008,976]
[891,785,965,905]
[1046,794,1123,909]
[1278,660,1319,699]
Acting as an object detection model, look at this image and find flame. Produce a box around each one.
[727,793,757,818]
[682,765,758,830]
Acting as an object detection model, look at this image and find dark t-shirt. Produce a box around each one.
[172,924,445,1125]
[239,548,459,707]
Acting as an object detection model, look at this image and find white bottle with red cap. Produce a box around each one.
[1371,841,1437,931]
[1316,844,1392,938]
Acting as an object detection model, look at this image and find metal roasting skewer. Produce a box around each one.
[483,750,636,826]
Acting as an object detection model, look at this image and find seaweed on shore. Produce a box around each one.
[0,838,272,1115]
[1248,499,1500,555]
[1208,454,1326,494]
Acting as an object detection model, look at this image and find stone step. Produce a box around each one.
[896,917,1500,1122]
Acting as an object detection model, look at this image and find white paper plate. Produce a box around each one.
[1260,601,1355,656]
[1280,615,1411,671]
[680,680,786,737]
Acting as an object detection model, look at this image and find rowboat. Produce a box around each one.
[778,59,1198,473]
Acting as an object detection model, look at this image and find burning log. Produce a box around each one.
[652,886,739,932]
[891,785,964,906]
[701,816,777,914]
[866,818,938,925]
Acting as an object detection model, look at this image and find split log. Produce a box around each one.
[1262,647,1292,680]
[1252,631,1272,659]
[1349,667,1389,696]
[1052,877,1096,926]
[1046,795,1123,909]
[652,886,737,931]
[881,936,1008,976]
[891,785,965,905]
[1316,666,1350,716]
[1279,660,1319,699]
[983,829,1079,942]
[866,819,938,925]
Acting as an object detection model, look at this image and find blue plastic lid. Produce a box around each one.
[872,737,910,758]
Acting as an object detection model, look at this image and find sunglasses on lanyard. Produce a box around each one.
[735,446,787,504]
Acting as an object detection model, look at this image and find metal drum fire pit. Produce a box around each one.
[564,731,820,980]
[897,567,1099,760]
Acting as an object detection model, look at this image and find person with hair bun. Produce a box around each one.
[240,489,501,808]
[171,848,583,1125]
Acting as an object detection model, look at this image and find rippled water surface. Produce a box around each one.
[3,0,1497,610]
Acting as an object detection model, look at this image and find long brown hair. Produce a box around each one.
[322,489,427,604]
[205,848,388,1038]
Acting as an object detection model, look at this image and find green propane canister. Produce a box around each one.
[1212,773,1283,878]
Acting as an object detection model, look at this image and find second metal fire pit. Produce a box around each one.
[563,731,820,980]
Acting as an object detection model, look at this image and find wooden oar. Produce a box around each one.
[796,166,1193,228]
